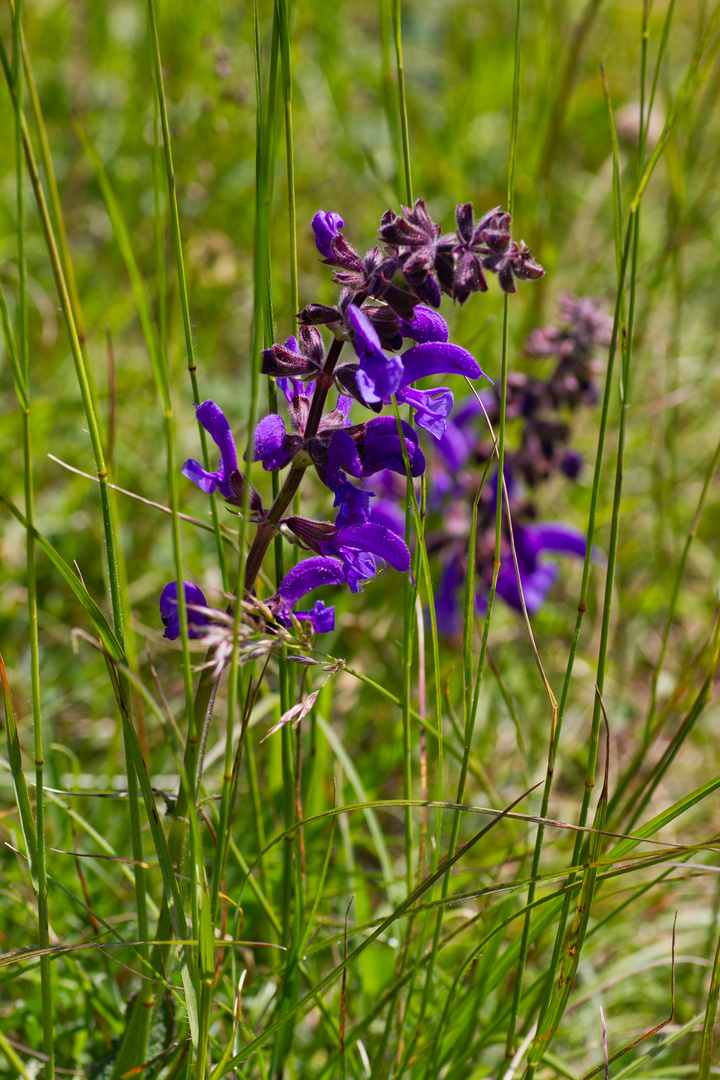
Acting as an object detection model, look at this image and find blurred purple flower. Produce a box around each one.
[495,522,587,614]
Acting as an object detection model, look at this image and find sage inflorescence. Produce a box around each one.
[160,199,546,647]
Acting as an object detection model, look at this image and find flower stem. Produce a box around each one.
[242,338,345,595]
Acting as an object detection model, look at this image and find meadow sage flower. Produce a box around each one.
[160,582,214,640]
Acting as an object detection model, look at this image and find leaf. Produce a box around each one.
[0,652,39,890]
[529,706,610,1064]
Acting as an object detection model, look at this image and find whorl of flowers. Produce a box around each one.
[387,293,610,634]
[159,200,546,647]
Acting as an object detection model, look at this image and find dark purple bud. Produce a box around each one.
[453,251,488,303]
[455,201,475,243]
[261,341,318,378]
[297,303,342,326]
[283,516,340,552]
[403,266,442,308]
[511,240,545,281]
[227,470,264,515]
[560,448,583,479]
[312,210,344,259]
[298,324,326,365]
[497,262,517,294]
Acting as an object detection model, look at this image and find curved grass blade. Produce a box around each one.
[1,652,39,889]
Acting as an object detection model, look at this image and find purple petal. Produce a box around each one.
[312,211,345,259]
[356,356,404,404]
[321,522,411,574]
[182,458,222,495]
[196,401,238,471]
[277,556,347,608]
[326,429,363,482]
[160,581,210,640]
[348,305,403,404]
[336,392,354,422]
[397,342,486,388]
[252,414,294,471]
[530,522,587,559]
[333,481,373,528]
[399,306,449,344]
[436,556,465,636]
[292,600,335,634]
[395,386,454,439]
[192,401,239,498]
[360,416,426,477]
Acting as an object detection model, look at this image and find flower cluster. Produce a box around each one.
[365,295,610,633]
[159,200,545,645]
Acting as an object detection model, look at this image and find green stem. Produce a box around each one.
[146,0,228,593]
[391,0,413,203]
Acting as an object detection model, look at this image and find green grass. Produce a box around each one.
[2,1,720,1077]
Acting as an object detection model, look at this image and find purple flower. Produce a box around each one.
[160,581,213,640]
[356,417,426,477]
[271,555,348,633]
[292,600,335,634]
[388,341,486,438]
[347,305,403,404]
[252,414,302,472]
[182,401,238,499]
[494,521,587,614]
[276,376,316,404]
[312,211,345,259]
[333,481,374,528]
[317,522,411,593]
[395,386,454,439]
[435,556,466,637]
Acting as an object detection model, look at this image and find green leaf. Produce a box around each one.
[0,652,39,891]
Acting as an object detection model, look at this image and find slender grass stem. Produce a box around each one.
[391,0,413,204]
[146,0,228,594]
